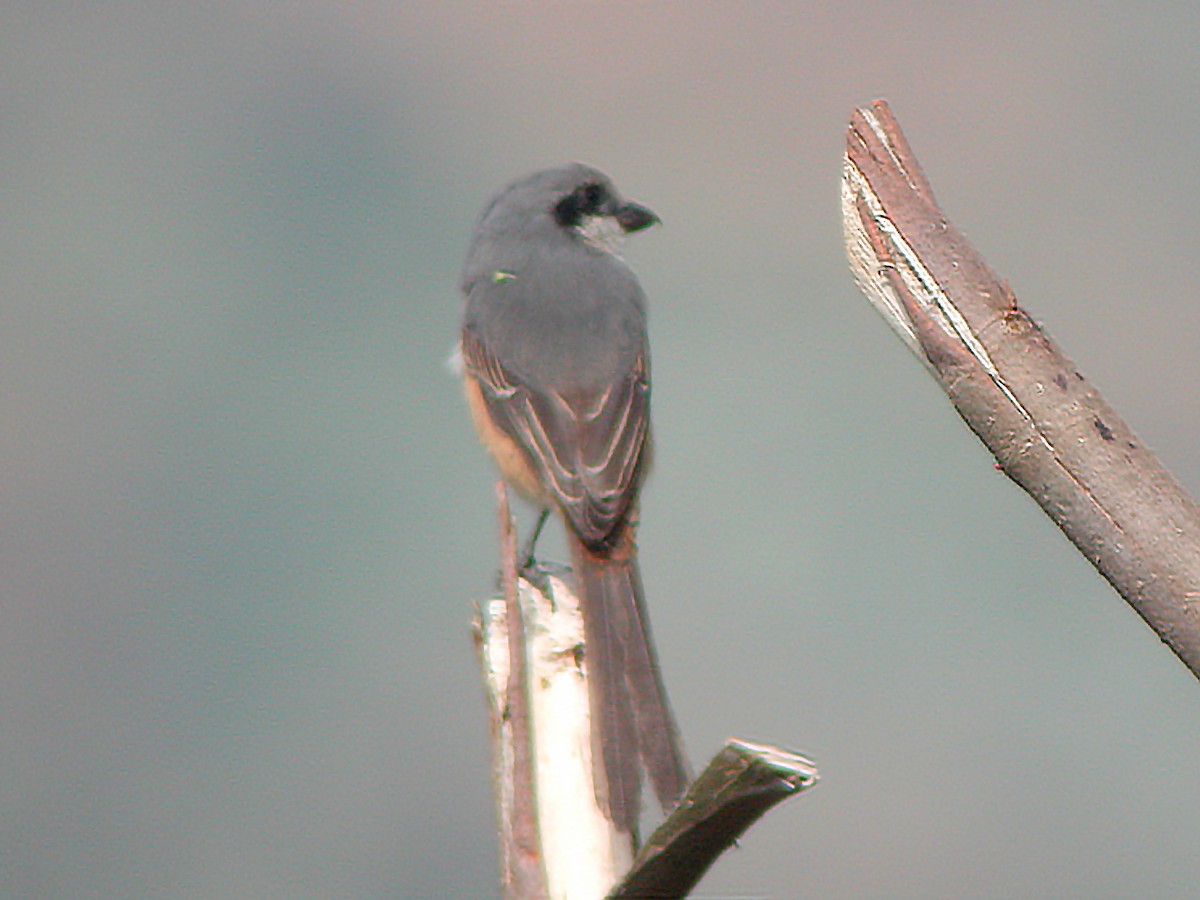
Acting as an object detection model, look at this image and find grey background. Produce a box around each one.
[5,3,1200,897]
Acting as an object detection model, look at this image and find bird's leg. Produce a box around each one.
[520,507,551,571]
[513,507,555,597]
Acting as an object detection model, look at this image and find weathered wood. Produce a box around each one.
[611,741,818,899]
[843,99,1200,679]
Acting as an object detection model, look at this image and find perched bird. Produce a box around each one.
[458,163,689,831]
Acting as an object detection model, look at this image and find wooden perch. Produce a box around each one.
[475,485,818,898]
[842,99,1200,679]
[477,484,552,899]
[611,740,817,899]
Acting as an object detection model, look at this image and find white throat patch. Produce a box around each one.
[574,214,625,257]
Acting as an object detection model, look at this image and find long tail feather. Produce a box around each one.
[569,536,690,832]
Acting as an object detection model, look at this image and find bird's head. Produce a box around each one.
[478,163,659,256]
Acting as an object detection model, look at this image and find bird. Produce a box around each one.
[457,163,689,832]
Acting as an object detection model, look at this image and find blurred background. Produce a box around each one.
[5,3,1200,897]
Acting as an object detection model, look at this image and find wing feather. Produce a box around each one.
[461,325,648,548]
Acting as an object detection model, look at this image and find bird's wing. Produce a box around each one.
[460,325,648,547]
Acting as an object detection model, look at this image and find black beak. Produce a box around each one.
[614,201,660,233]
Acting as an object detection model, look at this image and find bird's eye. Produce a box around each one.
[554,182,608,226]
[582,183,606,212]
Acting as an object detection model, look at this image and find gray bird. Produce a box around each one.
[458,163,689,831]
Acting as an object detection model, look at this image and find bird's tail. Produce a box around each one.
[568,532,690,833]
